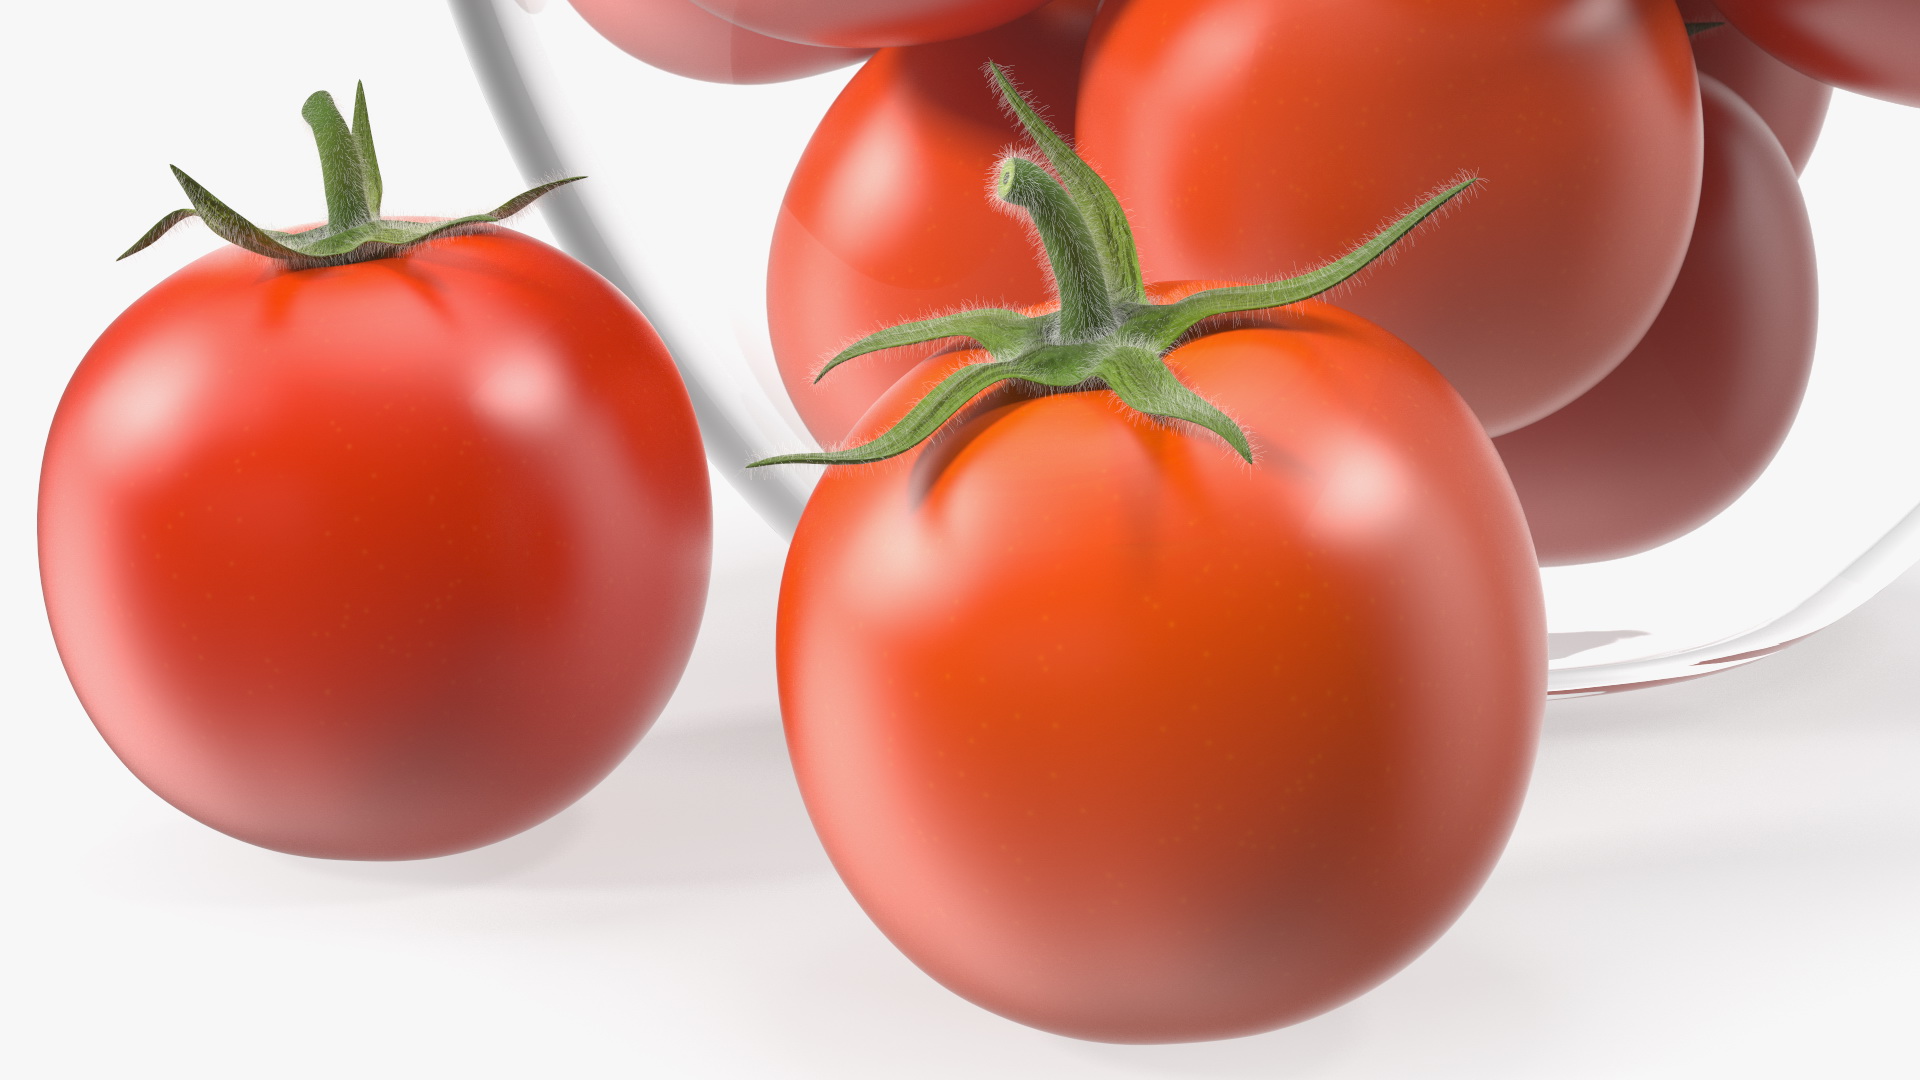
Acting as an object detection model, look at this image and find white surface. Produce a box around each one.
[4,2,1917,1076]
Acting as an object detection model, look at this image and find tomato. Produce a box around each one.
[1077,0,1703,436]
[766,71,1542,1041]
[1713,0,1920,108]
[691,0,1052,48]
[1493,76,1815,565]
[39,89,711,860]
[1689,18,1831,173]
[779,302,1543,1040]
[567,0,871,84]
[768,0,1097,445]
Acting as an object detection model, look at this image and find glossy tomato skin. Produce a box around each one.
[779,301,1544,1041]
[1078,0,1702,436]
[568,0,871,84]
[768,0,1097,445]
[692,0,1051,48]
[1714,0,1920,107]
[1494,77,1815,565]
[40,229,711,860]
[1689,21,1830,173]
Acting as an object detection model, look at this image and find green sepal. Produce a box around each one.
[116,209,200,262]
[351,83,383,215]
[752,361,1026,467]
[1126,177,1481,351]
[816,308,1038,382]
[1685,21,1726,36]
[1098,345,1252,463]
[118,85,583,268]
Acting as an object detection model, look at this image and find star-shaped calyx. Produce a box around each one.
[120,83,580,269]
[750,64,1477,468]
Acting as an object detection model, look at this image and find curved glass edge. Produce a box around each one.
[1547,497,1920,695]
[449,0,819,536]
[454,0,1920,696]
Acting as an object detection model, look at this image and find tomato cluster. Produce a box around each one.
[49,0,1919,1051]
[746,0,1912,1040]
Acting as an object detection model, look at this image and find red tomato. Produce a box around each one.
[1494,76,1816,565]
[768,0,1097,445]
[1077,0,1703,436]
[568,0,871,84]
[779,297,1544,1041]
[40,229,711,859]
[692,0,1052,48]
[1714,0,1920,107]
[1689,19,1831,173]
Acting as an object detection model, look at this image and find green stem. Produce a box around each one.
[987,62,1145,304]
[996,156,1114,341]
[748,65,1481,470]
[302,90,375,230]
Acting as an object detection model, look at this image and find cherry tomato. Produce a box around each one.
[1689,19,1831,173]
[768,0,1097,445]
[40,229,711,859]
[778,297,1544,1041]
[1714,0,1920,107]
[568,0,870,84]
[1077,0,1703,435]
[1494,77,1815,565]
[692,0,1052,48]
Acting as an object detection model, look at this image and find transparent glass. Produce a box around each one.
[453,0,1920,695]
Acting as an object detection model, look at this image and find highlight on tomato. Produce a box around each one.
[758,67,1544,1042]
[39,86,712,860]
[691,0,1052,48]
[767,0,1098,445]
[1077,0,1703,436]
[568,0,872,84]
[1494,75,1817,565]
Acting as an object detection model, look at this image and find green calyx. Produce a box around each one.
[750,63,1478,469]
[119,83,581,268]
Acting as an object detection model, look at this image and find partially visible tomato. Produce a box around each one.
[40,89,711,860]
[1494,76,1815,565]
[1714,0,1920,108]
[1690,19,1830,172]
[568,0,870,84]
[768,0,1097,445]
[692,0,1051,48]
[1078,0,1703,436]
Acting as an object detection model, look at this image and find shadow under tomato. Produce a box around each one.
[287,711,830,891]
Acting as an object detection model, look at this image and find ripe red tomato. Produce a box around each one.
[568,0,871,84]
[1493,76,1815,565]
[778,296,1544,1040]
[1077,0,1703,436]
[1714,0,1920,107]
[768,0,1097,445]
[40,228,711,859]
[692,0,1052,48]
[1689,19,1831,173]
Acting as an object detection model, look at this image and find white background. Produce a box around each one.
[4,2,1917,1076]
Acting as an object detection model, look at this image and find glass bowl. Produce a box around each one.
[452,0,1920,696]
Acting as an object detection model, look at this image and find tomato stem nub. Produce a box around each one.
[118,83,582,268]
[748,68,1482,471]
